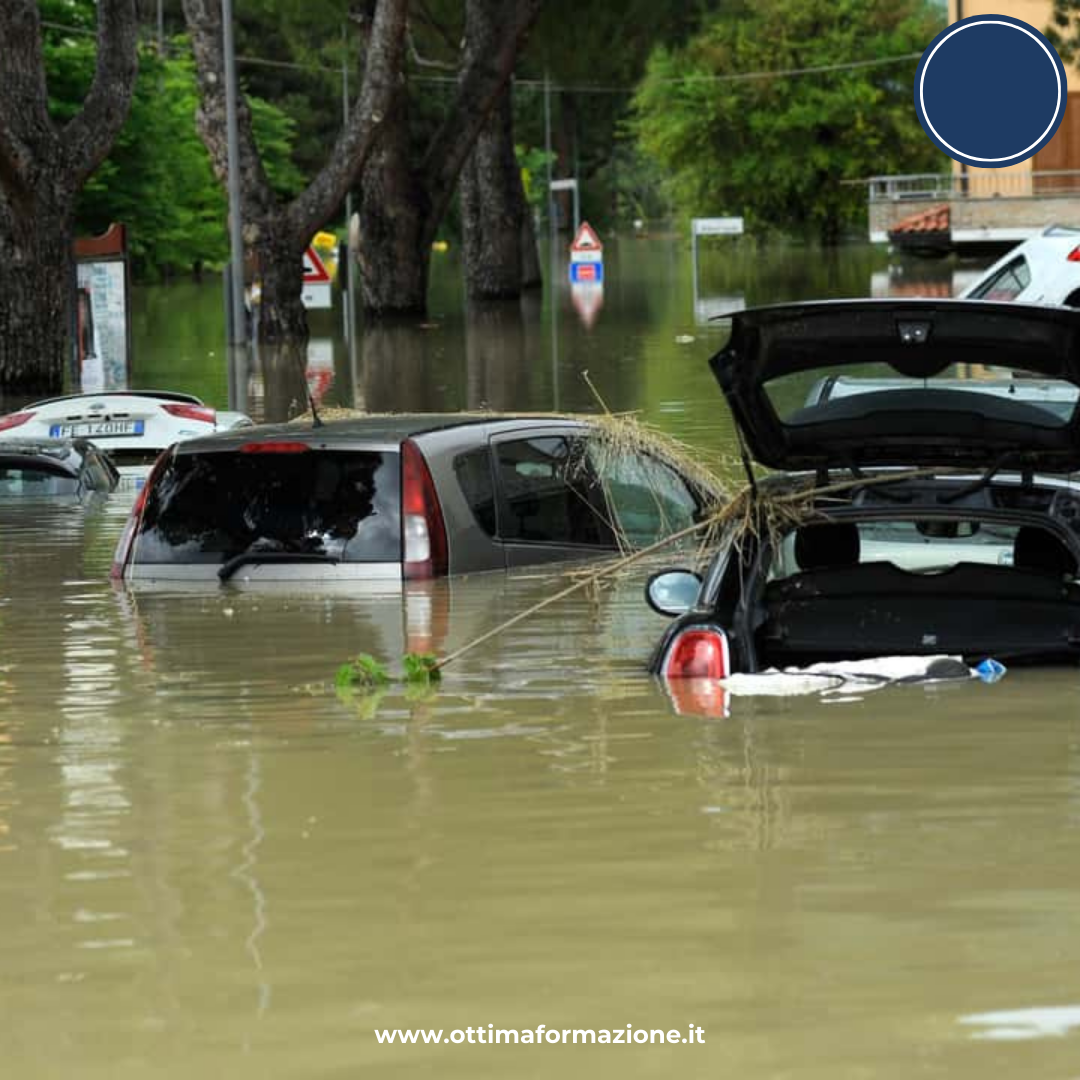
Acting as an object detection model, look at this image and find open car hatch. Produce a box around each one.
[712,300,1080,471]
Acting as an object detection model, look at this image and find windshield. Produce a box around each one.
[768,367,1079,427]
[135,449,401,564]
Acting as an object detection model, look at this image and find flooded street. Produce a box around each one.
[5,240,1080,1078]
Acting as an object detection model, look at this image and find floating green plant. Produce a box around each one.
[335,651,442,694]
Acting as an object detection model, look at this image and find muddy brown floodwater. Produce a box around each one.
[5,240,1080,1079]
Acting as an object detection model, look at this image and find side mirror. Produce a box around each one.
[645,569,702,617]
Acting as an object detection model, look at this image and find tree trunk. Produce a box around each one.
[251,222,308,344]
[0,0,138,393]
[0,194,72,394]
[356,0,543,318]
[355,93,432,316]
[182,0,407,343]
[460,88,527,301]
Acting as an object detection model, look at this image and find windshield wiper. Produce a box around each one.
[218,550,340,582]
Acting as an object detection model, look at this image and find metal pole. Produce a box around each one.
[342,25,358,390]
[157,0,164,55]
[691,226,699,324]
[222,0,247,348]
[543,71,554,232]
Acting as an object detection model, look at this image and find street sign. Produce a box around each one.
[570,261,603,284]
[569,221,603,284]
[302,244,332,309]
[570,221,603,254]
[303,245,332,283]
[692,217,744,237]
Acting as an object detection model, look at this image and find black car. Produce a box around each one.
[647,299,1080,686]
[0,438,119,499]
[112,414,722,583]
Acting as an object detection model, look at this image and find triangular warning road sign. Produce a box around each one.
[302,245,331,284]
[570,221,602,253]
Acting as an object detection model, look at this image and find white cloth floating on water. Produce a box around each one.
[720,655,980,697]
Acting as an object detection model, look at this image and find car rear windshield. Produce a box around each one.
[0,463,79,496]
[134,449,401,564]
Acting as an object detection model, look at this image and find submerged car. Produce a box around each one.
[647,299,1080,683]
[0,391,252,465]
[111,415,721,583]
[959,225,1080,307]
[0,438,119,498]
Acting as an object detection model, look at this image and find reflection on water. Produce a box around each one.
[9,240,1080,1079]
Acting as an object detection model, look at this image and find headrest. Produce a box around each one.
[1013,526,1077,578]
[794,522,861,572]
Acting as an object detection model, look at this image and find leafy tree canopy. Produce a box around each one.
[630,0,946,242]
[41,4,305,279]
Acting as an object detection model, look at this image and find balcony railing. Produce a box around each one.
[864,171,1080,201]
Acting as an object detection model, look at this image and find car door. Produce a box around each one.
[489,427,618,568]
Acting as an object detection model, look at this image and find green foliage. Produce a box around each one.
[335,652,441,695]
[41,17,305,280]
[336,653,392,690]
[1048,0,1080,63]
[515,144,556,207]
[402,652,442,686]
[630,0,947,242]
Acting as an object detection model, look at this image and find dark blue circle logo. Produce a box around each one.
[915,14,1067,168]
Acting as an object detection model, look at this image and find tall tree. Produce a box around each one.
[0,0,139,393]
[355,0,543,317]
[631,0,944,244]
[459,80,538,300]
[181,0,407,344]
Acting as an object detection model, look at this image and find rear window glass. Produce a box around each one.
[135,449,401,564]
[0,464,78,496]
[769,368,1078,427]
[770,519,1030,580]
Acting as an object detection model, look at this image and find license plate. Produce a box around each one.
[49,420,145,438]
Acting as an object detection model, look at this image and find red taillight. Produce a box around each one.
[1068,246,1080,263]
[239,441,310,454]
[110,451,171,579]
[0,410,35,433]
[401,438,448,579]
[162,402,216,425]
[663,627,731,680]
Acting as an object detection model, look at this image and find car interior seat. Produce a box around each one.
[1013,525,1078,578]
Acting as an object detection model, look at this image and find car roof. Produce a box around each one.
[172,413,589,454]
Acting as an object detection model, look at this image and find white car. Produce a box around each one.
[0,391,252,464]
[960,225,1080,307]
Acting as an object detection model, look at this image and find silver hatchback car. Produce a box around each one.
[112,414,721,583]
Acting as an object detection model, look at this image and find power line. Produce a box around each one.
[38,16,924,94]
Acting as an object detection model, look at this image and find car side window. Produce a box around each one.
[968,255,1031,301]
[453,448,497,536]
[590,447,700,546]
[494,436,616,546]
